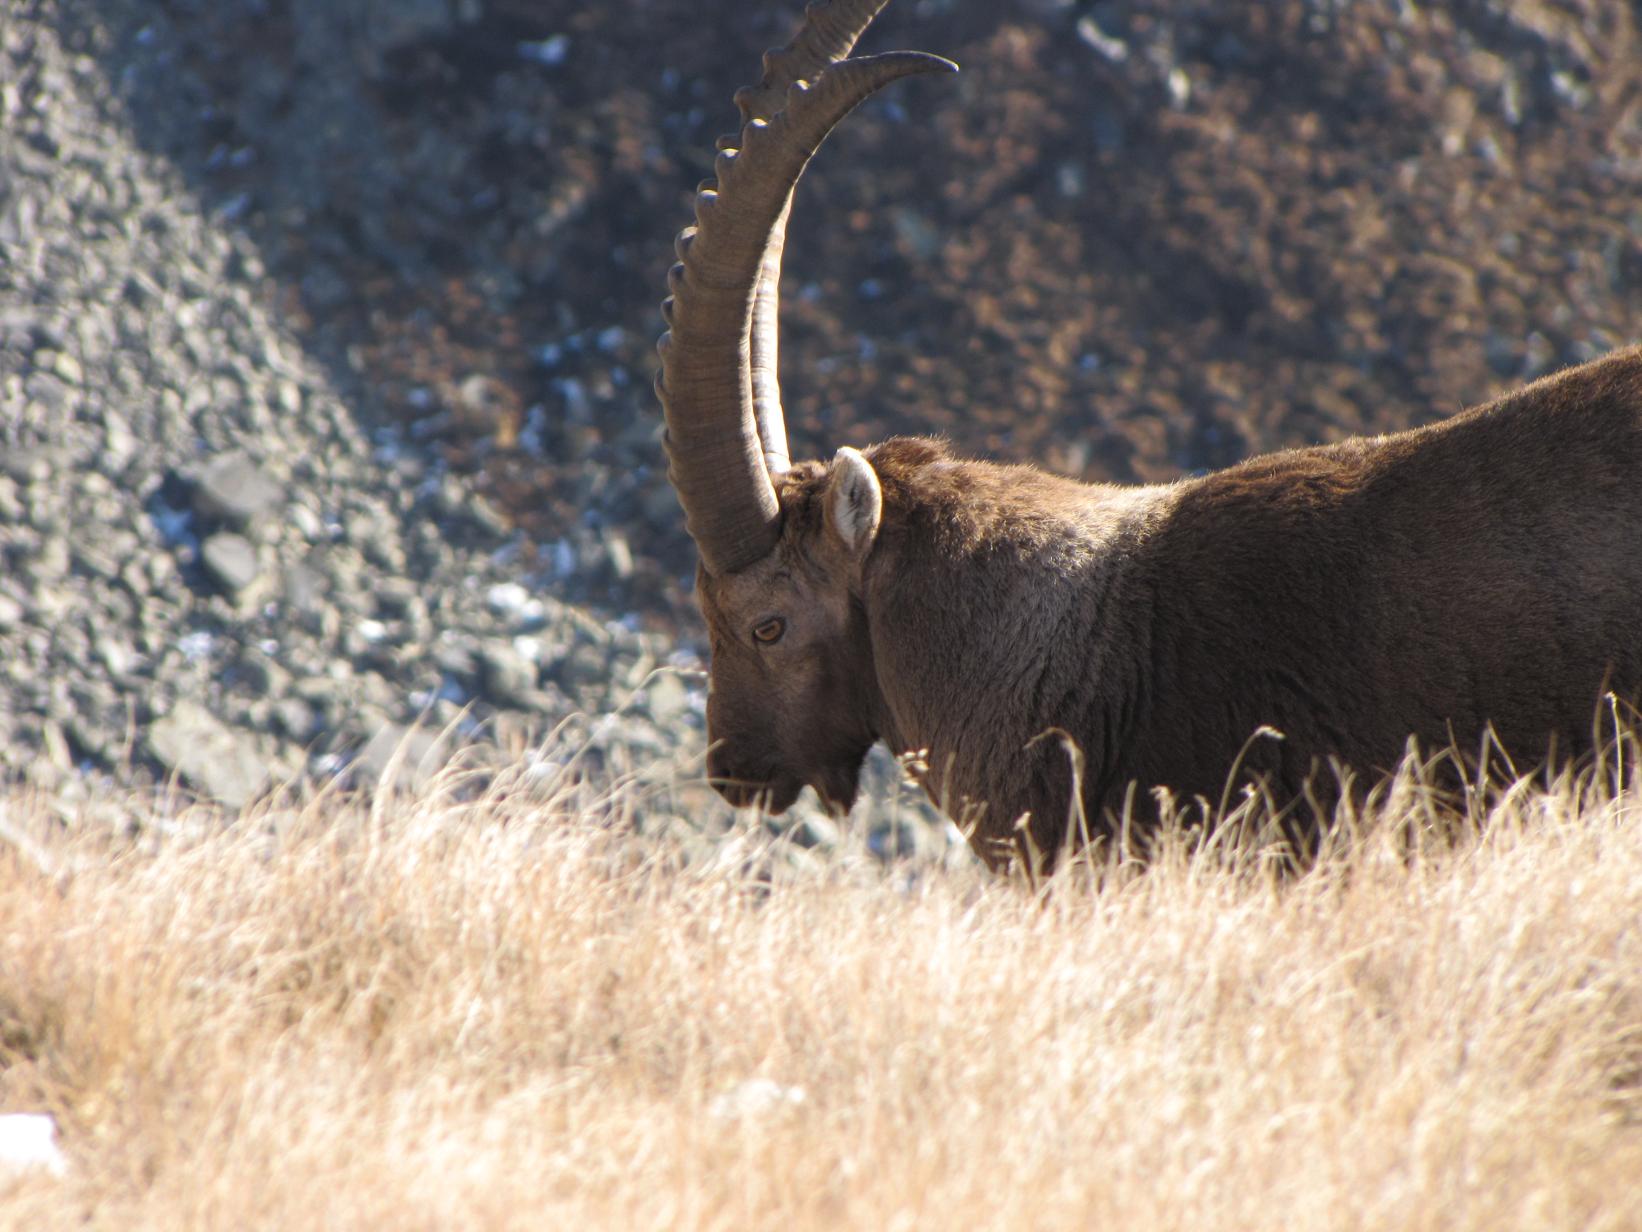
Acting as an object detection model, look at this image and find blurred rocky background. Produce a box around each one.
[1,0,1638,844]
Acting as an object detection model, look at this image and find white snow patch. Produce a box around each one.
[0,1114,68,1179]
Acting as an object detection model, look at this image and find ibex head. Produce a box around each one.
[691,449,886,812]
[654,1,954,815]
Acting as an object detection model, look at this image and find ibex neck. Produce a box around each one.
[859,441,1171,856]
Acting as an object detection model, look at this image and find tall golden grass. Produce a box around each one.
[2,742,1641,1230]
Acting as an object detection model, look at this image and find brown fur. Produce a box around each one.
[699,346,1642,869]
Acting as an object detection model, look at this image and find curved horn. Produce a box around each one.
[657,10,956,576]
[730,1,900,478]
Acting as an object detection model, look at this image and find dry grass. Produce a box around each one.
[3,746,1642,1230]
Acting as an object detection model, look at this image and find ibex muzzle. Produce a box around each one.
[654,0,1642,869]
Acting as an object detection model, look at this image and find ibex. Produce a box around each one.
[654,0,1642,869]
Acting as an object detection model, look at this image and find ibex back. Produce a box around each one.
[653,0,1642,869]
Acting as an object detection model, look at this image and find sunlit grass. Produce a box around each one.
[2,738,1640,1230]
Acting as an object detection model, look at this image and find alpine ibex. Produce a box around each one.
[653,0,1642,868]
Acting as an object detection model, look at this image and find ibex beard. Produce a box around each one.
[654,0,1642,871]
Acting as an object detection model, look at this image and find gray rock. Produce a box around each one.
[147,700,271,809]
[0,476,22,521]
[467,494,511,539]
[95,635,136,680]
[550,641,613,690]
[478,639,540,708]
[281,560,328,617]
[3,452,53,485]
[234,650,289,696]
[200,531,261,595]
[272,697,319,740]
[644,671,691,726]
[24,372,69,410]
[192,451,284,525]
[605,532,634,579]
[433,637,479,683]
[47,350,83,385]
[40,720,75,774]
[352,721,451,791]
[373,577,427,622]
[67,712,119,762]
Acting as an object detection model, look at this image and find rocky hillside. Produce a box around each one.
[0,0,698,823]
[1,0,1638,828]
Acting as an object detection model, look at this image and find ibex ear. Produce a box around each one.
[825,446,882,559]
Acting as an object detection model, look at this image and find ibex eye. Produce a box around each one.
[752,617,786,645]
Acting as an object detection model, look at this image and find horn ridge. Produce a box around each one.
[657,0,955,575]
[734,1,896,479]
[736,0,893,126]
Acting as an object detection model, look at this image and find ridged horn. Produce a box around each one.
[733,2,899,477]
[656,5,956,576]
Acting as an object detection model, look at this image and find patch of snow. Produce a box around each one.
[0,1114,68,1179]
[708,1080,807,1121]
